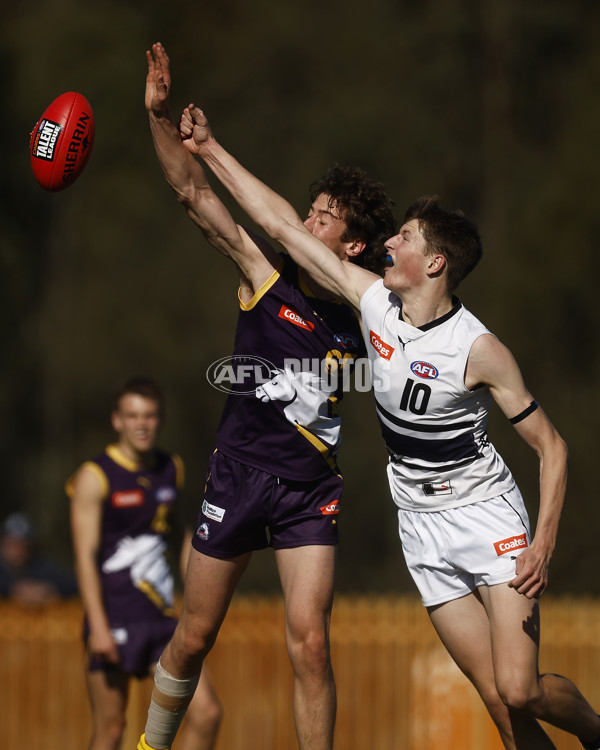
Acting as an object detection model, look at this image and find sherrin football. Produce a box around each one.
[30,91,95,192]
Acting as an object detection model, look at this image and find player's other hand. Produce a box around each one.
[508,547,549,599]
[145,41,171,115]
[89,628,121,665]
[180,104,213,155]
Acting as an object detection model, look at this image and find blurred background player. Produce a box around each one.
[138,43,397,750]
[67,377,222,750]
[0,511,77,606]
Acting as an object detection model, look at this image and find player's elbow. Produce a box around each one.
[173,178,206,209]
[269,216,305,247]
[544,431,568,478]
[558,434,569,471]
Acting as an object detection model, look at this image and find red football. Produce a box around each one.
[30,91,95,192]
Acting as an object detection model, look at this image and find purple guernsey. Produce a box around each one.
[214,255,365,480]
[67,444,183,623]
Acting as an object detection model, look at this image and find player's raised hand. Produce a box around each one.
[180,104,213,155]
[145,42,171,115]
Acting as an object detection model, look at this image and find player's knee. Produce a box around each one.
[478,684,507,718]
[497,679,543,714]
[93,713,127,748]
[171,623,215,667]
[288,626,331,676]
[187,693,223,734]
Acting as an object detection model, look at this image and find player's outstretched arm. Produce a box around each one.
[145,43,278,284]
[184,106,372,311]
[466,334,568,599]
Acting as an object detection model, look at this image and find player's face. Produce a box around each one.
[382,219,431,291]
[111,394,161,458]
[304,193,358,261]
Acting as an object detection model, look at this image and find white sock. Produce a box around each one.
[144,660,200,749]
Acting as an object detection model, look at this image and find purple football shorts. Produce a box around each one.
[84,615,177,678]
[191,449,342,559]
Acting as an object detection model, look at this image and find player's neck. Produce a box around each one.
[399,291,453,329]
[115,441,155,468]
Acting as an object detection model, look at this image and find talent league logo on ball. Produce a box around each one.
[206,355,276,394]
[31,119,63,161]
[410,361,439,379]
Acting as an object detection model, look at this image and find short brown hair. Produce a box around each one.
[404,195,482,291]
[112,376,164,414]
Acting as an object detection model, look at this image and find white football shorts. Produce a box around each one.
[397,486,532,607]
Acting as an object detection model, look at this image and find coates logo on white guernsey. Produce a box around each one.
[493,533,528,556]
[369,331,394,360]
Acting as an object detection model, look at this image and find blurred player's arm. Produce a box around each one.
[466,333,568,600]
[69,466,121,664]
[145,42,278,289]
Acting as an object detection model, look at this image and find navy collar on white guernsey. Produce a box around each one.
[398,296,462,332]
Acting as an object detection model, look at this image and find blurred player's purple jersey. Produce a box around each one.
[214,255,365,480]
[67,444,183,622]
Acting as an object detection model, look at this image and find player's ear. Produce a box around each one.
[427,254,446,276]
[111,410,121,432]
[346,239,366,259]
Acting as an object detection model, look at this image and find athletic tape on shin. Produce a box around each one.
[144,660,200,749]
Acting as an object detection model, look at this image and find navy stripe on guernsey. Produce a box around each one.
[375,397,480,465]
[375,397,475,433]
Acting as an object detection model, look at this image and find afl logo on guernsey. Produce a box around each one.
[410,361,439,379]
[156,486,176,504]
[334,333,360,349]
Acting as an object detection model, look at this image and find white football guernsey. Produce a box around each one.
[360,279,515,511]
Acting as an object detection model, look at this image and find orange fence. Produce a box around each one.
[1,595,599,750]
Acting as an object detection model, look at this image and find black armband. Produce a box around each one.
[509,400,539,425]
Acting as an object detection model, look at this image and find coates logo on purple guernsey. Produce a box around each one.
[410,361,439,379]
